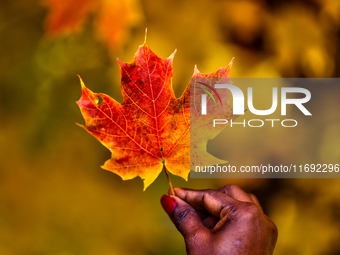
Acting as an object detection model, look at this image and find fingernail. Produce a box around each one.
[161,194,177,217]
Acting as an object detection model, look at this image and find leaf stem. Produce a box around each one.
[164,166,175,196]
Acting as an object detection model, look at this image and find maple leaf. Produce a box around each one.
[77,41,234,190]
[77,43,189,190]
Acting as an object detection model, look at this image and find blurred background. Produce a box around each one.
[1,0,340,254]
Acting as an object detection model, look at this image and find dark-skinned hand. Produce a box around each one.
[161,184,278,255]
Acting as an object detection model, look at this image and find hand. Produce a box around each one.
[160,184,278,255]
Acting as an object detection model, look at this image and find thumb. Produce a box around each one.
[161,195,207,239]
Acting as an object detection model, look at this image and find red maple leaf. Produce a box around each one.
[77,41,234,190]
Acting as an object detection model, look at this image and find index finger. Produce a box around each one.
[174,187,240,219]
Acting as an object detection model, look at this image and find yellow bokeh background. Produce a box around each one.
[1,0,340,254]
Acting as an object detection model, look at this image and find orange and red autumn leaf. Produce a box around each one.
[77,43,190,190]
[77,42,234,190]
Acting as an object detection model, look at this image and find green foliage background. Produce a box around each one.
[1,0,340,254]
